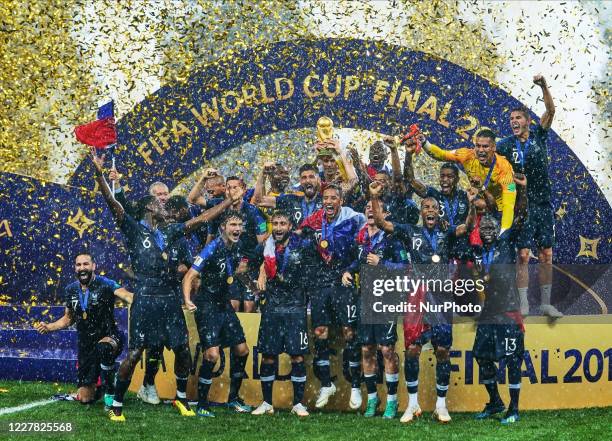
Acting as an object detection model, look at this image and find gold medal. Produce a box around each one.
[320,240,329,249]
[483,274,490,282]
[161,252,168,261]
[82,311,87,320]
[431,254,441,263]
[227,276,234,285]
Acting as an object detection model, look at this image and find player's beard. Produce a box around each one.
[77,270,93,285]
[273,231,290,244]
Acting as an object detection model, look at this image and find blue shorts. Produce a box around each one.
[473,323,524,361]
[258,310,309,356]
[129,286,188,350]
[229,281,256,302]
[414,324,452,349]
[310,285,359,329]
[77,331,123,386]
[517,203,555,250]
[359,322,397,347]
[194,303,246,349]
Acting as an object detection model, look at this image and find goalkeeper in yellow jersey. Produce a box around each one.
[414,129,516,235]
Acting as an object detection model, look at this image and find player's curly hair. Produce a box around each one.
[134,195,157,220]
[271,209,296,227]
[440,162,460,177]
[166,195,188,211]
[219,209,245,226]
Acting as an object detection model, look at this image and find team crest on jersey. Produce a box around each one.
[289,250,301,263]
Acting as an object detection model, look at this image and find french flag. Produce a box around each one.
[263,234,302,279]
[300,206,366,263]
[263,235,280,279]
[74,101,117,149]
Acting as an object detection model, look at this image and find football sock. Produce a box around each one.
[175,375,188,402]
[229,353,248,401]
[507,354,522,411]
[314,338,331,387]
[113,376,131,406]
[404,356,419,394]
[479,359,501,403]
[144,347,162,386]
[385,372,398,402]
[96,342,116,395]
[436,360,451,398]
[364,373,377,396]
[291,361,307,405]
[260,362,275,405]
[345,339,361,388]
[197,359,215,409]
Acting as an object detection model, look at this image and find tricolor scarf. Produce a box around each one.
[301,206,366,264]
[356,224,385,255]
[263,234,300,279]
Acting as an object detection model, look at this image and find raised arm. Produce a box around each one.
[183,196,233,235]
[252,161,278,209]
[383,136,406,193]
[187,171,209,206]
[498,169,517,234]
[90,148,125,222]
[369,182,395,234]
[419,134,470,165]
[329,140,359,189]
[454,193,478,237]
[401,139,428,198]
[534,75,555,130]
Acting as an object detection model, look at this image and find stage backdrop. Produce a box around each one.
[1,39,610,405]
[1,38,609,306]
[129,312,612,411]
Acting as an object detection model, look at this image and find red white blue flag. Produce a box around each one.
[74,101,117,149]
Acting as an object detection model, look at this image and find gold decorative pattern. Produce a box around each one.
[577,235,600,260]
[66,208,95,238]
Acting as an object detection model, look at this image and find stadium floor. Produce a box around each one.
[0,381,610,441]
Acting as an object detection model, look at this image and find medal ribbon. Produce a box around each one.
[78,286,89,314]
[421,227,439,254]
[225,255,234,281]
[482,246,496,275]
[321,215,338,252]
[277,242,293,277]
[364,229,385,255]
[515,138,531,168]
[443,196,459,227]
[483,154,497,189]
